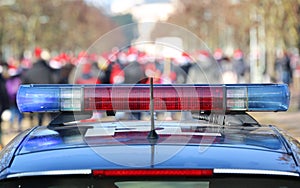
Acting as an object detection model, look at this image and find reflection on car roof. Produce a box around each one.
[20,120,285,154]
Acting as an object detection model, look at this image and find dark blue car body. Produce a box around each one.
[0,115,299,187]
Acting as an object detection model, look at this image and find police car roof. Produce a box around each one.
[6,120,299,176]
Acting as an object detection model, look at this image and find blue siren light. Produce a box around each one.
[17,84,290,113]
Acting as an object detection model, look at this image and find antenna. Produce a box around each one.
[147,77,159,141]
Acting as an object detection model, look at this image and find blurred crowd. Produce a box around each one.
[0,46,298,147]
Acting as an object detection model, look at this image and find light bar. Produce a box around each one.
[17,84,289,113]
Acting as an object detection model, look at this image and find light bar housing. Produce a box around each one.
[17,84,289,113]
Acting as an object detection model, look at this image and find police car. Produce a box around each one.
[0,82,299,187]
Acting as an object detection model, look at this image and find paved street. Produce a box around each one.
[1,114,39,147]
[250,111,300,141]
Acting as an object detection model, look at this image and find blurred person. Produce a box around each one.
[75,62,101,84]
[5,61,23,132]
[213,48,224,65]
[22,49,58,125]
[100,53,124,84]
[176,53,192,84]
[186,51,221,84]
[22,49,57,84]
[123,52,146,84]
[233,49,246,83]
[99,59,112,84]
[110,62,125,84]
[220,56,237,84]
[97,55,110,84]
[0,62,10,148]
[97,48,124,85]
[275,50,293,86]
[116,51,129,69]
[20,55,32,71]
[58,63,74,84]
[168,58,181,84]
[68,51,98,84]
[91,61,104,81]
